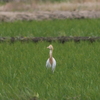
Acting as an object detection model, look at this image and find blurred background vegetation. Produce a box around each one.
[0,0,99,3]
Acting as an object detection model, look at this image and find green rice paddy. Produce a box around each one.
[0,19,100,37]
[0,19,100,100]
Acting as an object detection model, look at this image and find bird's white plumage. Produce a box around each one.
[46,45,56,72]
[46,57,56,72]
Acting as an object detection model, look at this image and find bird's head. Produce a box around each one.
[47,45,53,50]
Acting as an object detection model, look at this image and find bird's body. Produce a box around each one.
[46,45,56,72]
[46,57,56,71]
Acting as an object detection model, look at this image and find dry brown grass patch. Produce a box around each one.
[0,1,100,11]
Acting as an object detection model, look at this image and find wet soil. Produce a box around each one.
[0,36,100,43]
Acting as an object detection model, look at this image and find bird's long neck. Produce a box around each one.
[49,50,53,58]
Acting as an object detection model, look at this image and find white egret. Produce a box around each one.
[46,45,56,72]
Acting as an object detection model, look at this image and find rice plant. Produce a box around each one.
[0,41,100,100]
[0,19,100,37]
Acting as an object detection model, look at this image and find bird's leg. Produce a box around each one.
[52,66,56,73]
